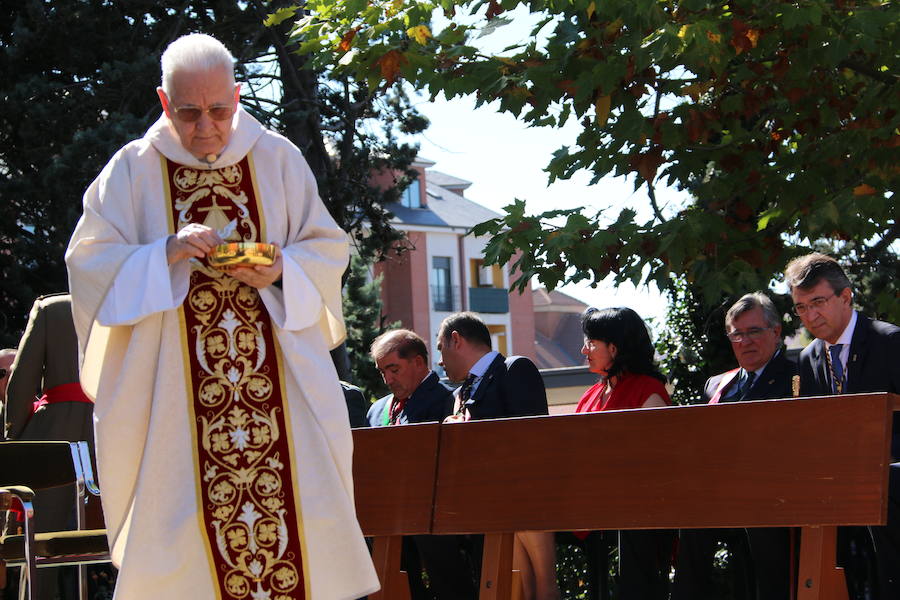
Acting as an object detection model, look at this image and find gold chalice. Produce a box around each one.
[208,242,277,268]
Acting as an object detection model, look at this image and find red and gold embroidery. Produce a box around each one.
[164,157,306,600]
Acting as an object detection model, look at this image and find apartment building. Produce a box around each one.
[372,157,537,372]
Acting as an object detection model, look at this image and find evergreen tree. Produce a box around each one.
[341,254,397,399]
[0,1,423,345]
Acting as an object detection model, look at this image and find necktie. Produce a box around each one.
[388,396,407,425]
[738,371,756,401]
[828,344,845,394]
[456,373,477,416]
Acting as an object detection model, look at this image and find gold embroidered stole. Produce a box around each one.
[163,156,308,600]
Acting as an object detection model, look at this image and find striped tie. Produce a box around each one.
[828,344,845,394]
[738,371,757,401]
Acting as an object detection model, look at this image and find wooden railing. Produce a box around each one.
[352,393,898,600]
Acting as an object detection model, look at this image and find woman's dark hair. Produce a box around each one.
[581,307,666,382]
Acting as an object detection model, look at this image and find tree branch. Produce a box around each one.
[647,83,666,223]
[838,59,899,85]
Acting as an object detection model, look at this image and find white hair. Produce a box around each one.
[160,33,235,95]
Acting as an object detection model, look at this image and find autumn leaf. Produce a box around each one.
[681,80,713,101]
[338,28,359,53]
[594,93,611,126]
[730,20,760,55]
[486,0,503,19]
[630,147,664,182]
[604,18,623,39]
[746,29,760,47]
[407,25,431,45]
[556,79,578,97]
[376,50,408,84]
[387,0,403,17]
[686,109,711,143]
[587,1,596,20]
[853,184,877,196]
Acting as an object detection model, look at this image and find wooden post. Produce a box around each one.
[480,532,515,600]
[797,526,848,600]
[369,535,411,600]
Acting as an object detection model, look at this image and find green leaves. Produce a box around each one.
[281,0,900,324]
[264,6,299,27]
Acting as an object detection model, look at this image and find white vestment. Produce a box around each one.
[66,109,379,599]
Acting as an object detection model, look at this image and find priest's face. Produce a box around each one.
[157,66,239,159]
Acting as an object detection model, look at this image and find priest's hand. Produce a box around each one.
[166,224,223,265]
[226,246,283,289]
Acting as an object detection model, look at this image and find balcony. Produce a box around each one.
[468,287,509,314]
[430,285,461,313]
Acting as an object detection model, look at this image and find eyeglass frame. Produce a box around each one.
[171,103,236,123]
[791,293,838,316]
[725,327,774,343]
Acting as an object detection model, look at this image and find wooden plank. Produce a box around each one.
[369,536,411,600]
[432,394,893,534]
[479,532,515,600]
[797,526,848,600]
[352,423,440,537]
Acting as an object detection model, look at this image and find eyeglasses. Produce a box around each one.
[725,327,772,343]
[791,294,837,316]
[172,104,235,123]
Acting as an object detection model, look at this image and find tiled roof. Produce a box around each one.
[532,287,589,311]
[386,181,501,229]
[426,170,472,190]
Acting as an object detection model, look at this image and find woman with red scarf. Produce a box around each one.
[575,306,673,600]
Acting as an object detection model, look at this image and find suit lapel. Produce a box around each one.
[846,313,870,393]
[404,372,436,422]
[810,339,831,394]
[749,352,785,400]
[469,354,506,405]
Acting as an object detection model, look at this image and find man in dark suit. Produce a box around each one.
[436,312,548,422]
[673,292,797,600]
[367,329,470,599]
[436,312,558,600]
[785,252,900,599]
[368,329,454,427]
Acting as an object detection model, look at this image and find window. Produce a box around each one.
[401,178,421,208]
[470,259,502,288]
[431,257,453,312]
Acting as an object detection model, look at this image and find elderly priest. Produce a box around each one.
[65,33,377,600]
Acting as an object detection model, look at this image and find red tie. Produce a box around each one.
[389,396,408,425]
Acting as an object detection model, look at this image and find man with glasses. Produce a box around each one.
[785,252,900,599]
[66,34,377,600]
[672,292,796,600]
